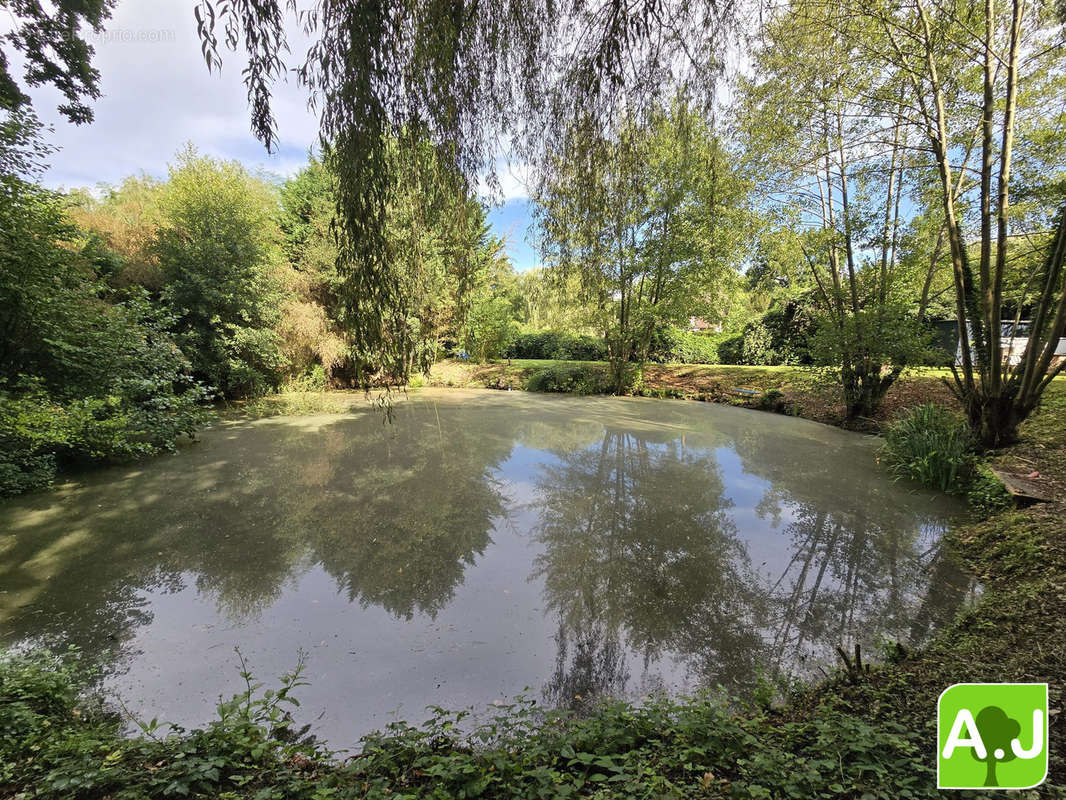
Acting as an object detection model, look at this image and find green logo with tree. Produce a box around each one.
[938,683,1048,789]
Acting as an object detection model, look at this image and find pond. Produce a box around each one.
[0,389,974,749]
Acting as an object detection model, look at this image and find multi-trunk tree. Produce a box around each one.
[538,103,746,394]
[746,0,1066,440]
[813,0,1066,446]
[740,3,931,421]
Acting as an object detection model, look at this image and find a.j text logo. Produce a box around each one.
[938,683,1048,789]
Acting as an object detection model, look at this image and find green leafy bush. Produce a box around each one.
[464,295,517,362]
[0,286,211,497]
[0,157,211,495]
[880,404,977,493]
[0,383,137,494]
[718,303,816,366]
[0,648,945,800]
[154,149,286,398]
[717,333,745,364]
[282,364,330,393]
[1,648,319,799]
[524,364,611,394]
[0,388,64,493]
[506,330,608,361]
[0,373,209,497]
[740,319,777,365]
[647,327,729,364]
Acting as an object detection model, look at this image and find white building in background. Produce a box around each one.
[954,321,1066,367]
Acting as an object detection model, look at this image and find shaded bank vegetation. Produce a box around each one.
[0,646,956,800]
[0,114,517,496]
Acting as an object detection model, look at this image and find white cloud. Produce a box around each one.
[11,0,318,189]
[479,158,534,203]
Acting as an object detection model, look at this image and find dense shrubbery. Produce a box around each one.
[647,328,731,364]
[506,330,608,361]
[0,649,318,799]
[154,150,287,398]
[0,648,951,800]
[524,364,611,394]
[0,144,209,495]
[464,295,518,361]
[509,328,737,365]
[0,371,208,497]
[880,404,977,493]
[718,304,816,366]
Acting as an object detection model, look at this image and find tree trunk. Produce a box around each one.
[968,393,1025,449]
[842,363,901,422]
[984,757,998,787]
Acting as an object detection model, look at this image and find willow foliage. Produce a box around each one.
[538,102,749,393]
[186,0,742,384]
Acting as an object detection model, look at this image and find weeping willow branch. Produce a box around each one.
[192,0,743,385]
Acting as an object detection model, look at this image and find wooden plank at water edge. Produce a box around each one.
[728,387,763,398]
[989,468,1056,505]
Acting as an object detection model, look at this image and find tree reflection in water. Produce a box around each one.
[531,423,975,708]
[729,423,976,681]
[543,616,631,712]
[533,429,768,706]
[0,392,974,741]
[0,398,515,657]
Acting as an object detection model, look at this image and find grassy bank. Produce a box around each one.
[5,362,1065,798]
[425,358,962,428]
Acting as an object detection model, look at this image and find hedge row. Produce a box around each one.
[505,331,608,361]
[508,329,733,365]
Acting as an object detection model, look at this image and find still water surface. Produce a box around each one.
[0,389,973,748]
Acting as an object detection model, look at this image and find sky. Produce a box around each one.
[6,0,541,271]
[486,199,539,273]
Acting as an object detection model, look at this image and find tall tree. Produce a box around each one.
[539,103,745,393]
[276,149,515,380]
[153,147,286,398]
[740,3,930,420]
[821,0,1066,445]
[276,158,350,384]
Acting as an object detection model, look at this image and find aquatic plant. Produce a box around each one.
[880,404,977,493]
